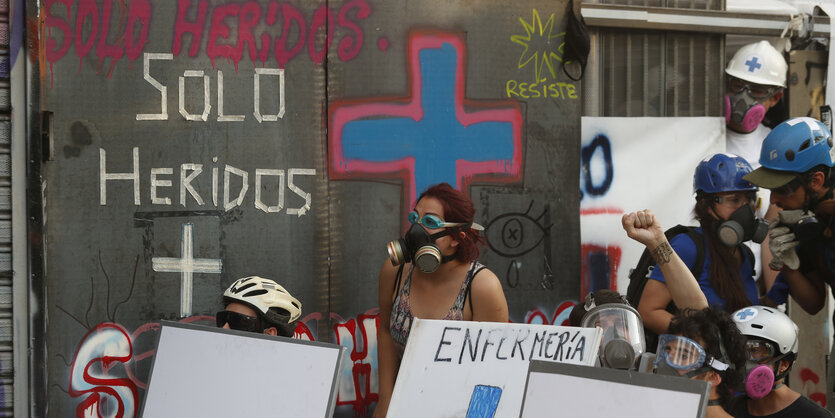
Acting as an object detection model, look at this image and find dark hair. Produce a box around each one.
[694,192,754,313]
[417,183,484,262]
[568,289,629,327]
[668,307,747,407]
[802,164,835,189]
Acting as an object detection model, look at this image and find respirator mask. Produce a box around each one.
[581,303,645,370]
[717,204,768,247]
[386,211,483,274]
[725,78,777,133]
[742,338,789,399]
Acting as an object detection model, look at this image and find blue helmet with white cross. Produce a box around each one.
[725,41,787,87]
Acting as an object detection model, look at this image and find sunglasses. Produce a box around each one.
[727,77,778,100]
[771,177,803,197]
[216,310,264,332]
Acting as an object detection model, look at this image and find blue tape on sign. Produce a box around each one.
[466,385,502,418]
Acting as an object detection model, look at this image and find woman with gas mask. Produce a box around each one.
[729,306,832,417]
[639,154,767,338]
[373,183,508,418]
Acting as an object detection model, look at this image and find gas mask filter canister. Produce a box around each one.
[718,204,768,247]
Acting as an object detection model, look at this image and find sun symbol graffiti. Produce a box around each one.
[510,9,566,81]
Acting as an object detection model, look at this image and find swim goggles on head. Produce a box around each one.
[408,211,484,231]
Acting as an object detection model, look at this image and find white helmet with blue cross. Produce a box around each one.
[725,41,787,88]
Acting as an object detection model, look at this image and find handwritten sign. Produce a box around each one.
[140,321,345,418]
[386,319,601,417]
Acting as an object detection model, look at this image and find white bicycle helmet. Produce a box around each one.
[725,41,787,87]
[732,306,798,356]
[223,276,302,326]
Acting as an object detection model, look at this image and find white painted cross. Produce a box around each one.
[152,223,223,317]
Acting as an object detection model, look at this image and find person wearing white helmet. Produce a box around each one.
[216,275,302,337]
[729,306,832,417]
[725,40,788,301]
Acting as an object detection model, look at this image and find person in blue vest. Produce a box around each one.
[638,154,764,336]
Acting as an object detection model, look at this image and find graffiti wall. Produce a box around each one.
[36,0,580,416]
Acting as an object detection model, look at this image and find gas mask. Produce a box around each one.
[387,223,453,274]
[581,304,645,370]
[744,362,777,399]
[741,338,790,399]
[725,92,766,133]
[717,204,768,247]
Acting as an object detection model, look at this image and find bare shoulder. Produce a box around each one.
[379,259,399,284]
[471,267,504,295]
[470,266,508,322]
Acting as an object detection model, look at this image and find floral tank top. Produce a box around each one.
[389,261,484,354]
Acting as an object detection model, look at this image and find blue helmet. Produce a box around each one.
[693,153,758,194]
[744,117,835,189]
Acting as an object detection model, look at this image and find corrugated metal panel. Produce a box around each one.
[0,0,12,415]
[589,0,724,117]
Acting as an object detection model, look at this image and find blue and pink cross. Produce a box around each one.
[329,31,523,213]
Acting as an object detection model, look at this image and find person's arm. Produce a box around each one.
[469,268,509,322]
[622,210,708,310]
[374,261,400,418]
[638,280,675,335]
[781,268,826,314]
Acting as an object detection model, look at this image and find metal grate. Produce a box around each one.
[586,0,724,117]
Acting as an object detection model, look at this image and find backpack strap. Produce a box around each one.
[466,263,486,316]
[680,227,706,280]
[392,264,406,299]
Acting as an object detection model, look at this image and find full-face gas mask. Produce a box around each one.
[581,303,645,369]
[717,204,768,247]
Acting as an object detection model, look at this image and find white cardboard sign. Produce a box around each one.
[386,319,602,417]
[521,360,709,418]
[140,321,345,418]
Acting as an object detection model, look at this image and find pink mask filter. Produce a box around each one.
[725,94,766,132]
[745,364,775,399]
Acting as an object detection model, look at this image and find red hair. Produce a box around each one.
[417,183,485,262]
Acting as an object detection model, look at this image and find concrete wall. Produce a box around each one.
[35,0,580,416]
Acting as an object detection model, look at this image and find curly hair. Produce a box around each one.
[668,307,748,408]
